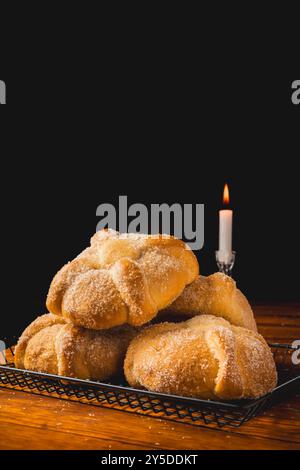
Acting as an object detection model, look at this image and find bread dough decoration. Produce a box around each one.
[15,313,137,381]
[47,229,199,329]
[161,273,257,331]
[125,315,277,400]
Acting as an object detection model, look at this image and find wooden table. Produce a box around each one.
[0,304,299,450]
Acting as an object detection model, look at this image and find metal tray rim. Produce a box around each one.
[0,341,299,411]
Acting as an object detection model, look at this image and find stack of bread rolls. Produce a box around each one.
[15,229,277,399]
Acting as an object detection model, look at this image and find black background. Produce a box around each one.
[1,43,299,340]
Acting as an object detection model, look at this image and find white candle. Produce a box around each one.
[218,184,233,263]
[219,209,232,252]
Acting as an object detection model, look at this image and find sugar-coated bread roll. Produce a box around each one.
[46,229,199,330]
[160,273,257,331]
[15,313,137,381]
[124,315,277,400]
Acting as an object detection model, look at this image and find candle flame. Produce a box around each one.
[223,183,230,206]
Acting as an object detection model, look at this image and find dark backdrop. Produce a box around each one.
[1,50,299,340]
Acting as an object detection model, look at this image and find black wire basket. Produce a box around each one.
[0,341,299,429]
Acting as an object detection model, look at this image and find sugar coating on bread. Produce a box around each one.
[124,315,277,400]
[15,313,137,381]
[46,229,199,329]
[161,273,257,331]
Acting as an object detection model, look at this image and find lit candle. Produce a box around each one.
[218,183,233,263]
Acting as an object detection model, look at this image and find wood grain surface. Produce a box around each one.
[0,304,299,450]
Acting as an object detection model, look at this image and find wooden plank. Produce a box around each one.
[0,389,299,450]
[255,315,300,327]
[0,303,299,450]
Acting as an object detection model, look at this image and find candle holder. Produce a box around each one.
[215,251,236,277]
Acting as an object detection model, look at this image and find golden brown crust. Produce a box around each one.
[15,313,138,381]
[46,229,199,329]
[124,315,277,400]
[160,273,257,331]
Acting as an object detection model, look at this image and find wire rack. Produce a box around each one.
[0,342,299,428]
